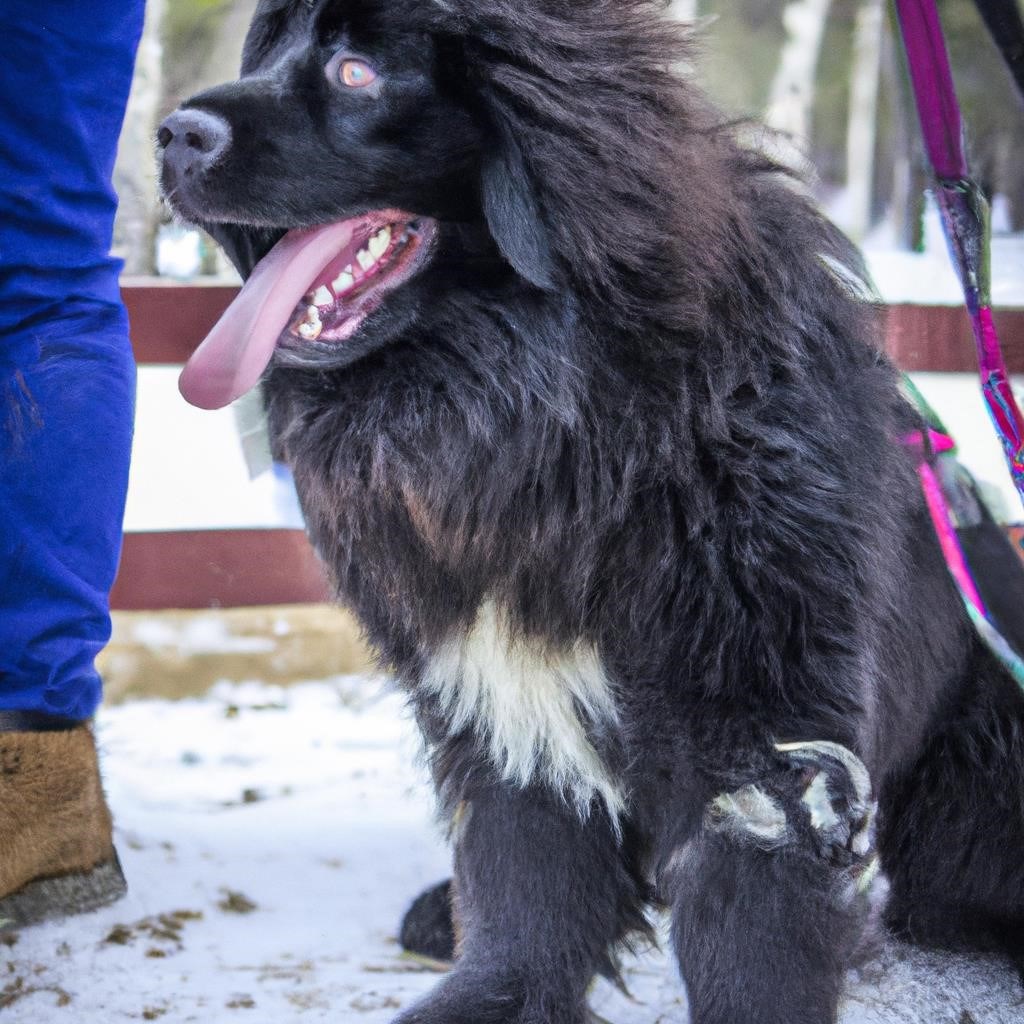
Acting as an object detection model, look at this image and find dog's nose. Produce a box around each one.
[157,108,231,180]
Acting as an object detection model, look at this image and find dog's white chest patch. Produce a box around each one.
[422,601,623,819]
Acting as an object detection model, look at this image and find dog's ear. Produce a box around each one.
[480,120,557,291]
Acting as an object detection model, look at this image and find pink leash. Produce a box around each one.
[894,0,1024,509]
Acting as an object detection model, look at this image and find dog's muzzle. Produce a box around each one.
[157,107,232,187]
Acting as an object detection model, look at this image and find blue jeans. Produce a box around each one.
[0,2,145,719]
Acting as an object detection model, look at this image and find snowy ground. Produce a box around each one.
[3,679,1021,1023]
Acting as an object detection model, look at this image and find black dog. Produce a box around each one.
[159,2,1024,1021]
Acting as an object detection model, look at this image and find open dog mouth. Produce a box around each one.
[179,210,435,410]
[288,215,430,344]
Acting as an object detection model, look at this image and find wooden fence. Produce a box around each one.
[112,280,1024,610]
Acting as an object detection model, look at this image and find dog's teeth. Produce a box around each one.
[332,270,355,293]
[295,304,322,340]
[368,226,391,259]
[356,247,375,271]
[311,286,333,308]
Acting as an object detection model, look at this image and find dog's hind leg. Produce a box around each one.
[670,741,886,1024]
[880,644,1024,979]
[392,781,647,1024]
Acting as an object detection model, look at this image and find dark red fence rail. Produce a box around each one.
[114,281,1024,610]
[125,281,239,363]
[111,530,330,611]
[883,304,1024,372]
[122,282,1024,372]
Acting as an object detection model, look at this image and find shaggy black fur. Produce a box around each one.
[161,2,1024,1021]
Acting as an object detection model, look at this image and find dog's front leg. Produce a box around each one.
[670,742,885,1024]
[393,781,639,1024]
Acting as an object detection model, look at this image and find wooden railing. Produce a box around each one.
[112,280,332,610]
[112,279,1024,610]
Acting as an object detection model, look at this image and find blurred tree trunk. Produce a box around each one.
[972,0,1024,102]
[843,0,885,241]
[882,3,927,250]
[193,0,259,95]
[765,0,833,169]
[112,0,166,276]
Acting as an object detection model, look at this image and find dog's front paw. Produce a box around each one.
[392,970,587,1024]
[699,740,887,962]
[392,995,511,1024]
[774,739,875,865]
[706,740,876,868]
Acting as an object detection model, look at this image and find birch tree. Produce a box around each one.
[843,0,885,241]
[764,0,833,172]
[112,0,166,276]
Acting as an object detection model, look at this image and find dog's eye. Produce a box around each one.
[339,59,377,88]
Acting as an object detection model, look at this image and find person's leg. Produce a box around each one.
[0,1,145,926]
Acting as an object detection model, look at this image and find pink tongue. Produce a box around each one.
[178,220,358,410]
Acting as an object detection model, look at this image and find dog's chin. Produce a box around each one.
[178,210,437,410]
[203,222,288,281]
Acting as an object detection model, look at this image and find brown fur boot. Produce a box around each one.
[0,720,126,929]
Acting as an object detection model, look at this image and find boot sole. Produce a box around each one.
[0,852,127,930]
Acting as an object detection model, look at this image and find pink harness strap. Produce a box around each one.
[894,0,1024,508]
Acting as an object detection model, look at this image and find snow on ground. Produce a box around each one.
[3,680,447,1023]
[864,234,1024,309]
[3,680,1021,1023]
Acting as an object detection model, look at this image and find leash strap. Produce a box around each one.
[901,376,1024,686]
[893,0,1024,509]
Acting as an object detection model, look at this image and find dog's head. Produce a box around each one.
[160,0,697,408]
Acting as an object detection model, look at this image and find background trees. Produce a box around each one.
[115,0,1024,274]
